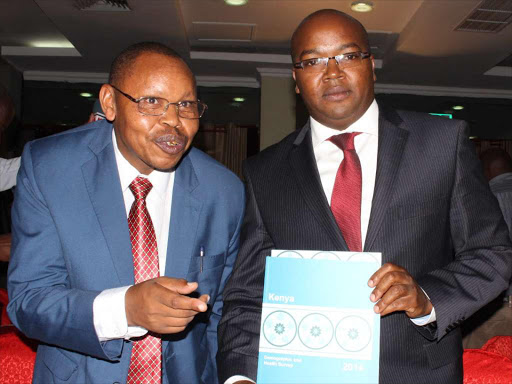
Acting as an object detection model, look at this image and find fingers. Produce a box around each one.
[125,278,210,333]
[368,263,405,289]
[163,289,209,313]
[368,263,432,318]
[156,277,198,295]
[372,284,413,316]
[368,263,411,303]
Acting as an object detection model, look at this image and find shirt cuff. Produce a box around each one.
[410,287,436,326]
[93,285,148,341]
[225,375,256,384]
[410,306,436,326]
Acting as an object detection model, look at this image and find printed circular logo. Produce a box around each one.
[347,253,379,263]
[312,251,341,261]
[298,313,334,349]
[263,311,297,347]
[335,315,372,352]
[275,251,303,258]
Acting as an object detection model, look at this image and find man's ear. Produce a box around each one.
[371,55,377,82]
[292,69,300,94]
[99,84,116,121]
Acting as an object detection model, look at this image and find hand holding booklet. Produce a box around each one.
[257,250,381,383]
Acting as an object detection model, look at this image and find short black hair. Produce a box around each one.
[290,9,370,61]
[108,42,189,85]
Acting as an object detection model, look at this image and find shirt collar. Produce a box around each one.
[112,129,172,200]
[311,99,379,149]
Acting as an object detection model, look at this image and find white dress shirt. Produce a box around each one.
[93,129,175,341]
[0,156,20,191]
[311,99,379,248]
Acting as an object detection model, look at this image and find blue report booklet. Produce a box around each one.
[257,250,381,383]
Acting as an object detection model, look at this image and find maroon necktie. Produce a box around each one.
[329,132,363,252]
[126,176,162,384]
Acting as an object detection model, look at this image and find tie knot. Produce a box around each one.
[329,132,361,151]
[129,176,153,201]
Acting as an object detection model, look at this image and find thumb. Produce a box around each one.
[157,277,198,295]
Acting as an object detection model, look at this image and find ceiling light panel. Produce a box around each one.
[351,2,374,13]
[224,0,248,5]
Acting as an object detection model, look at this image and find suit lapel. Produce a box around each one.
[288,124,348,250]
[164,153,202,278]
[82,121,134,286]
[365,108,409,252]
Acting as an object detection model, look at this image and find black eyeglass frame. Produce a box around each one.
[110,84,207,119]
[293,51,372,70]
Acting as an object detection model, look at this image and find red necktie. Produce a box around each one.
[329,132,363,252]
[126,176,162,384]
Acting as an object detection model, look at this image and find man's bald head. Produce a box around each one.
[481,147,512,181]
[290,9,370,62]
[0,86,15,132]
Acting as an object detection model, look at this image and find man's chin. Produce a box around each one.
[150,156,186,173]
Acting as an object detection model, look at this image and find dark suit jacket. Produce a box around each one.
[217,106,512,384]
[7,120,245,384]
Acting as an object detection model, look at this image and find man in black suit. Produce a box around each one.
[217,9,512,384]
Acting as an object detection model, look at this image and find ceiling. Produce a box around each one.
[0,0,511,97]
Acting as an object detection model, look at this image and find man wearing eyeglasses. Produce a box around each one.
[218,9,512,384]
[8,42,244,384]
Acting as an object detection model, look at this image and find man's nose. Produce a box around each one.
[159,104,181,127]
[324,57,345,80]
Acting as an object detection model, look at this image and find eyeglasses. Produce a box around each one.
[293,51,371,73]
[110,85,207,119]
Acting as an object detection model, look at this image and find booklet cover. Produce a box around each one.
[256,250,381,383]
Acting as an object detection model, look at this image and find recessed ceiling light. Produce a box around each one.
[80,92,93,98]
[224,0,248,6]
[351,1,374,13]
[30,40,75,48]
[452,105,464,110]
[233,97,245,102]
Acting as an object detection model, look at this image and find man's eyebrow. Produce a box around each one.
[298,43,362,59]
[298,48,320,58]
[143,90,196,99]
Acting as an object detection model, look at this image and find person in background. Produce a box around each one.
[8,42,244,384]
[461,147,512,349]
[0,86,20,263]
[217,9,512,384]
[87,98,106,123]
[481,147,512,236]
[0,86,20,192]
[481,147,512,301]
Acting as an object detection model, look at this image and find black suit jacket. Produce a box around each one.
[218,106,512,384]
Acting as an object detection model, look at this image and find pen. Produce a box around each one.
[200,246,205,273]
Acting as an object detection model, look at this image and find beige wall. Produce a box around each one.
[259,74,296,150]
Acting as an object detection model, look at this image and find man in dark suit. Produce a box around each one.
[8,42,244,384]
[217,9,512,384]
